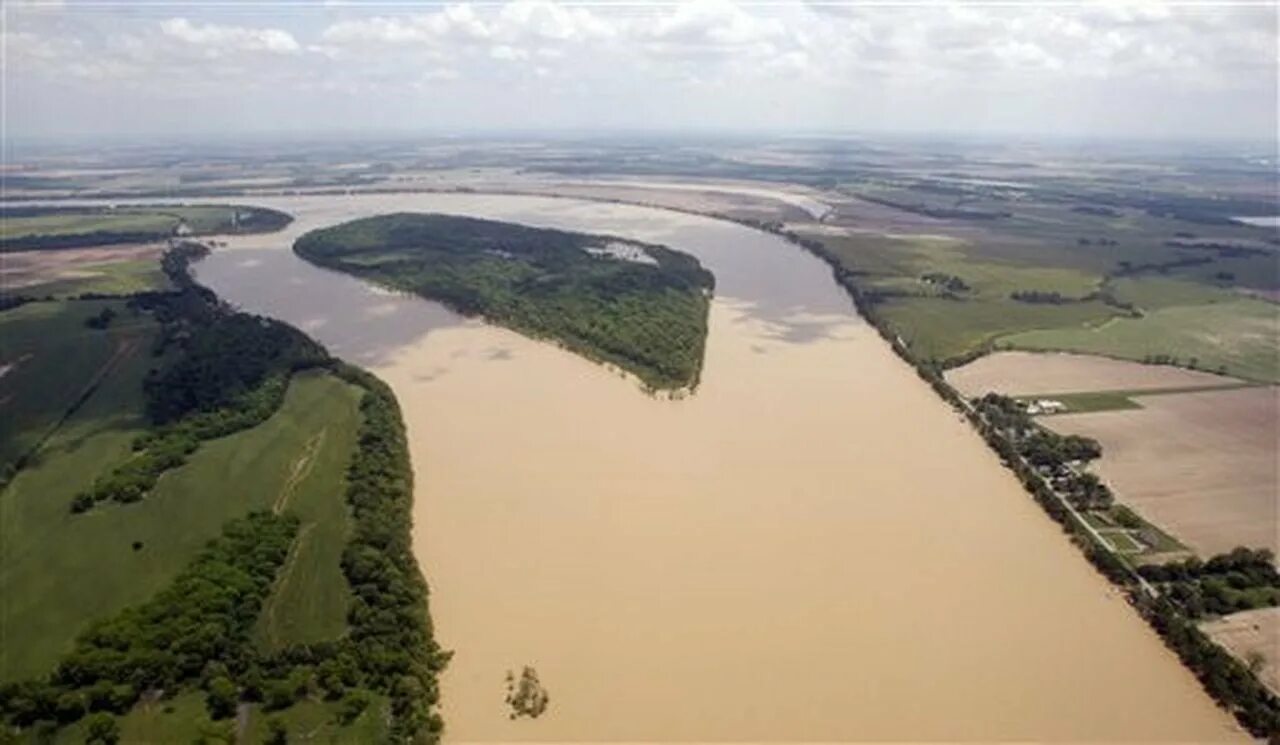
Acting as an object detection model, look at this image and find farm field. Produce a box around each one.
[946,350,1246,398]
[0,244,166,293]
[1001,298,1279,384]
[1202,608,1280,696]
[0,370,360,682]
[1043,386,1279,556]
[799,186,1278,376]
[0,205,291,251]
[0,298,158,477]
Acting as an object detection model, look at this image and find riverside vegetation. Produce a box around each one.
[0,240,448,742]
[294,213,715,391]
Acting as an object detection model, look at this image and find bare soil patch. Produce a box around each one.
[947,350,1243,397]
[0,243,164,289]
[1202,607,1280,695]
[1045,386,1279,556]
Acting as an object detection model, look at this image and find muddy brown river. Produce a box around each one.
[184,193,1240,741]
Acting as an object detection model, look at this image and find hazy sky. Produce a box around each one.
[5,0,1278,141]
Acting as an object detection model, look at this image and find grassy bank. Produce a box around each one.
[295,212,715,391]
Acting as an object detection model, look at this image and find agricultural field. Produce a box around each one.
[0,370,360,682]
[0,244,168,295]
[0,299,158,479]
[947,350,1245,398]
[0,204,290,252]
[1000,297,1278,383]
[799,173,1278,381]
[1043,386,1278,557]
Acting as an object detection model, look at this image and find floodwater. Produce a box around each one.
[188,193,1240,742]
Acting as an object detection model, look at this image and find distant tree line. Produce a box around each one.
[921,272,970,295]
[1071,205,1121,217]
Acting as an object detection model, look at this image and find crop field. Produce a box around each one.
[0,205,291,251]
[0,299,158,476]
[0,370,360,682]
[803,180,1278,376]
[1002,298,1278,383]
[1043,386,1279,557]
[0,244,166,291]
[946,351,1243,398]
[21,258,172,298]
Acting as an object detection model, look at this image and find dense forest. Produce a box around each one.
[295,213,715,390]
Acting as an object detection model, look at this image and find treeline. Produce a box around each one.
[0,512,298,729]
[1010,290,1072,304]
[1139,548,1280,619]
[72,244,328,511]
[921,272,970,295]
[328,363,451,740]
[853,193,1011,221]
[1145,597,1280,734]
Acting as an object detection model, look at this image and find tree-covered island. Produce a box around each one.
[294,213,715,391]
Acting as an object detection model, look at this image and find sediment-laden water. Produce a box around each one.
[186,193,1239,741]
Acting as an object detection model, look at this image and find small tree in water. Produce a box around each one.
[504,667,550,720]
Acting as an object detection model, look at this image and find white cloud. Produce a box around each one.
[3,0,1276,139]
[160,18,301,56]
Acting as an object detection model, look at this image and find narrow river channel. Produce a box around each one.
[187,193,1239,741]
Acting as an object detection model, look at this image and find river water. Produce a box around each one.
[188,193,1238,741]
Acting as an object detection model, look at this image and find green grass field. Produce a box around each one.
[0,299,158,475]
[0,211,177,241]
[253,376,361,651]
[20,258,172,298]
[803,206,1278,375]
[877,294,1117,362]
[1001,299,1278,383]
[0,370,360,682]
[1,206,264,242]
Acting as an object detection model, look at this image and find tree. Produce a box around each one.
[205,676,238,720]
[265,716,289,745]
[85,712,120,745]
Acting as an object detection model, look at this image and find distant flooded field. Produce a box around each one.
[184,193,1239,741]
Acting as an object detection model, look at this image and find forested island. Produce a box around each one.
[294,213,715,391]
